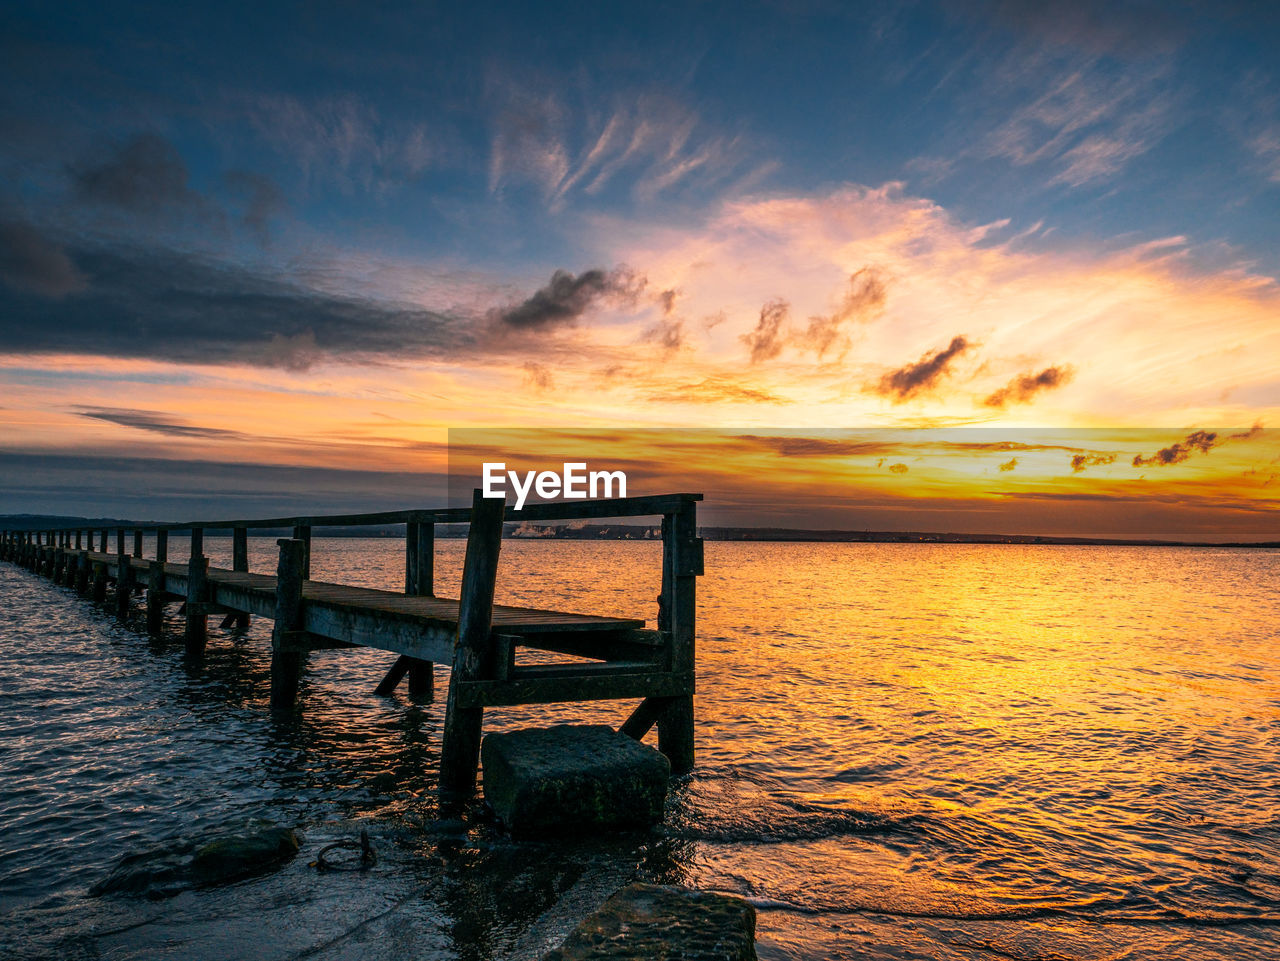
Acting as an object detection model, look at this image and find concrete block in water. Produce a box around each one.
[542,883,757,961]
[481,724,669,836]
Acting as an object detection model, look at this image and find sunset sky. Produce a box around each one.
[1,2,1278,535]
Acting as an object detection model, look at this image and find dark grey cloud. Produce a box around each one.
[741,299,789,363]
[491,267,642,330]
[796,267,887,359]
[640,317,685,353]
[0,220,87,297]
[521,361,553,390]
[72,406,248,440]
[1071,452,1116,472]
[877,335,970,400]
[224,170,287,245]
[1132,429,1222,467]
[0,228,467,370]
[984,365,1074,407]
[731,436,895,457]
[70,133,205,218]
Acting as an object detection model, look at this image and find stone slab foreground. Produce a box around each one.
[542,883,757,961]
[481,724,670,837]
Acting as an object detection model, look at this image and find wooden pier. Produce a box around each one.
[0,491,703,798]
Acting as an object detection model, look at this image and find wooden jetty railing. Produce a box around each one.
[0,491,703,797]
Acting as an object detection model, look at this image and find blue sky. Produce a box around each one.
[6,1,1279,272]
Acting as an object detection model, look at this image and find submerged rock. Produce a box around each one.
[91,823,299,899]
[88,840,196,900]
[190,826,299,886]
[542,883,757,960]
[482,725,669,838]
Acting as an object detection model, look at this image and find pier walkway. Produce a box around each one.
[0,491,703,798]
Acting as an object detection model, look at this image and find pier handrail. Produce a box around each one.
[26,492,703,534]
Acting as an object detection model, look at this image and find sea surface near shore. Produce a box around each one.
[1,540,1277,959]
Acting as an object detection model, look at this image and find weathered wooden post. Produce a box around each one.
[292,523,311,580]
[184,528,208,658]
[156,528,167,563]
[270,538,307,709]
[75,550,90,594]
[619,500,700,773]
[75,530,82,551]
[222,527,250,629]
[406,519,435,697]
[91,561,107,603]
[133,529,143,558]
[657,502,698,773]
[146,560,166,636]
[377,519,437,698]
[439,490,505,800]
[116,535,134,621]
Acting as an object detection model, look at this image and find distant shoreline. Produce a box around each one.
[3,515,1276,549]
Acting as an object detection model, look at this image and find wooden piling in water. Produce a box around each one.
[184,529,208,657]
[146,560,166,636]
[376,518,436,698]
[116,545,134,621]
[91,561,107,603]
[440,490,505,800]
[406,519,435,698]
[223,527,250,630]
[270,538,307,709]
[292,524,311,580]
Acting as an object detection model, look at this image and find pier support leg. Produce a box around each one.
[116,553,135,621]
[374,656,412,696]
[271,538,307,710]
[654,503,699,775]
[75,552,90,594]
[91,562,107,603]
[374,656,434,698]
[184,532,208,658]
[146,560,166,636]
[402,520,435,700]
[231,527,250,630]
[408,660,434,698]
[440,490,504,801]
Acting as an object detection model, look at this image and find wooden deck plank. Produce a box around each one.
[85,551,644,635]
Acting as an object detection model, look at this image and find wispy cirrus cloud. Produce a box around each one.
[72,405,249,440]
[243,93,437,192]
[486,80,763,208]
[983,62,1176,187]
